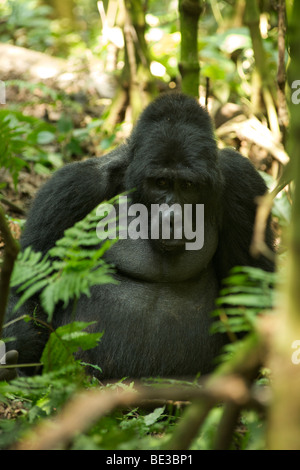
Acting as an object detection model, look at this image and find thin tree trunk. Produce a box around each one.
[244,0,280,140]
[277,0,289,144]
[178,0,203,98]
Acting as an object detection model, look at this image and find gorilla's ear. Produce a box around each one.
[21,147,130,254]
[214,148,275,282]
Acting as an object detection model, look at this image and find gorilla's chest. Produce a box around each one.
[69,264,222,378]
[110,268,218,316]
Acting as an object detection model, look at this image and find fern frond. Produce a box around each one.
[212,266,277,337]
[10,197,121,319]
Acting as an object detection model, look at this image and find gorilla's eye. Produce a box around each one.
[155,178,169,188]
[181,180,195,190]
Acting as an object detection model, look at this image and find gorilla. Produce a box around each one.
[2,93,274,380]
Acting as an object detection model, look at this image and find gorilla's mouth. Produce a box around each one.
[160,239,186,252]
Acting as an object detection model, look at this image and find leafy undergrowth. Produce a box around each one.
[0,323,267,451]
[0,320,184,450]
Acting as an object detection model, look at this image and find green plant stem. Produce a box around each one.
[178,0,203,97]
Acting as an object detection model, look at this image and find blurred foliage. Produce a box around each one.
[0,109,57,185]
[0,0,54,52]
[0,0,281,177]
[0,0,279,104]
[0,0,85,56]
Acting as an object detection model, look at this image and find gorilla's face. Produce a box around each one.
[124,118,223,254]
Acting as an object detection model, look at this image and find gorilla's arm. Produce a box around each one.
[2,295,54,377]
[21,147,129,255]
[214,148,275,281]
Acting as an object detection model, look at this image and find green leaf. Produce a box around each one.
[37,131,56,145]
[144,407,165,426]
[41,321,103,373]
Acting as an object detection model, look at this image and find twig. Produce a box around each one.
[213,401,241,450]
[250,192,276,261]
[277,0,289,144]
[205,77,210,108]
[250,164,292,260]
[162,399,214,450]
[0,196,25,215]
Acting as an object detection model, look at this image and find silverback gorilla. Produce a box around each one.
[3,93,274,380]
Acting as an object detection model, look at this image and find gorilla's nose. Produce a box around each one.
[160,206,183,239]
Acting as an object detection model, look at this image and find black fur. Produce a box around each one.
[4,93,274,379]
